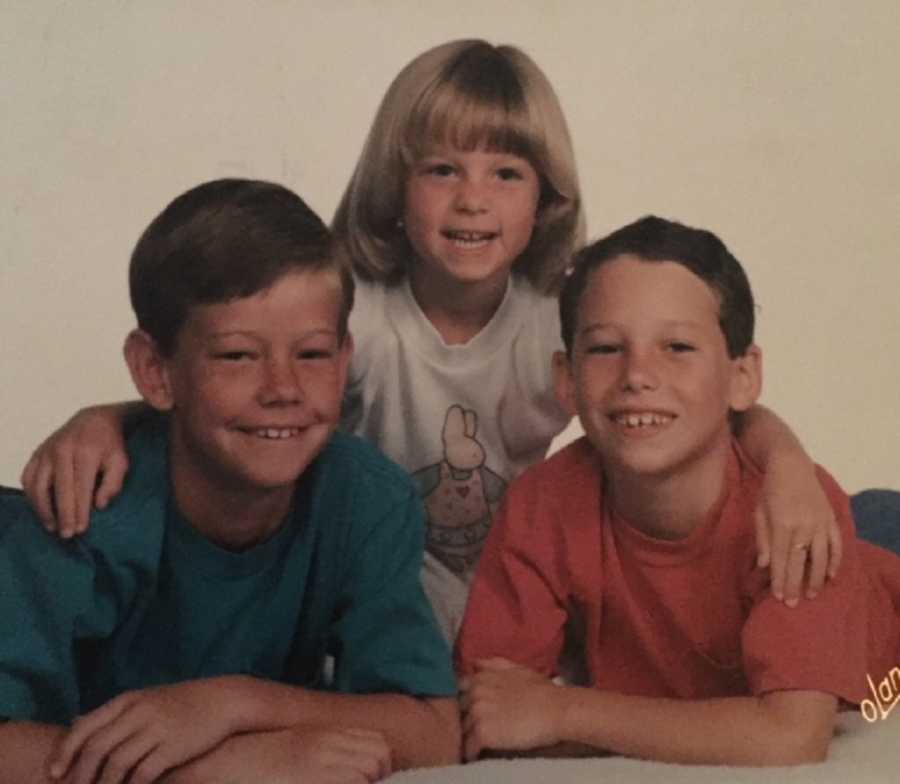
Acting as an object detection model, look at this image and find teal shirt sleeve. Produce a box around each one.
[0,425,168,723]
[0,495,119,722]
[321,440,457,698]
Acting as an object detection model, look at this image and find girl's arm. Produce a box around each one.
[20,400,147,537]
[737,405,843,604]
[461,659,836,766]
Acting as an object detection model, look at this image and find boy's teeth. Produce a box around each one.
[615,413,672,428]
[252,428,299,439]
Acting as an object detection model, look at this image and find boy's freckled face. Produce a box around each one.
[162,269,350,498]
[559,256,755,482]
[403,145,540,292]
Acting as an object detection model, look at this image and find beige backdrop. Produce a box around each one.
[2,1,898,491]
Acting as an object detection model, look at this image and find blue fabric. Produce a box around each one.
[852,489,900,555]
[0,421,455,723]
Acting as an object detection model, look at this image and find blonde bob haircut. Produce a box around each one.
[332,39,584,295]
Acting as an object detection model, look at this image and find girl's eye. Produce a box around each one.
[496,167,524,181]
[425,163,456,177]
[668,342,695,353]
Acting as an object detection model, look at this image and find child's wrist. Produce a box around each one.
[548,683,575,745]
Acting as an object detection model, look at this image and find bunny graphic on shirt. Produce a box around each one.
[412,405,506,576]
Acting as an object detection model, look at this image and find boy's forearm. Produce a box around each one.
[549,688,835,766]
[0,721,65,784]
[737,405,807,468]
[231,677,459,769]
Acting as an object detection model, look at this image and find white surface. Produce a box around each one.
[390,710,900,783]
[2,1,899,489]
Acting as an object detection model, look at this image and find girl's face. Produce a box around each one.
[403,146,541,295]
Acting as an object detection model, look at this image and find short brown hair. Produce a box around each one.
[130,178,354,355]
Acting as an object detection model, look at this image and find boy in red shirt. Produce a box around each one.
[456,215,900,765]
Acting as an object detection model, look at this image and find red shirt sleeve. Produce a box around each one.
[455,449,586,677]
[741,466,872,704]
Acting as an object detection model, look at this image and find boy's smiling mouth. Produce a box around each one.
[609,411,675,430]
[237,426,308,440]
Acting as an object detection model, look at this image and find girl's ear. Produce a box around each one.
[123,329,175,412]
[729,345,763,413]
[552,350,579,418]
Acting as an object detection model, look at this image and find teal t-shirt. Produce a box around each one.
[0,422,456,723]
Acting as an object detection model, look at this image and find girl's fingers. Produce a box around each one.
[22,453,57,532]
[827,514,843,579]
[767,516,792,602]
[805,530,829,598]
[93,452,130,512]
[73,455,102,537]
[782,539,811,608]
[54,449,79,539]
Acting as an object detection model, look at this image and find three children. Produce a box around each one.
[456,216,900,765]
[22,41,841,646]
[0,180,458,783]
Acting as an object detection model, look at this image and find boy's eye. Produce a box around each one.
[215,350,256,362]
[668,342,695,353]
[297,349,333,361]
[586,343,620,355]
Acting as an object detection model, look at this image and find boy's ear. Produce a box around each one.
[123,329,175,412]
[729,345,763,413]
[552,350,579,418]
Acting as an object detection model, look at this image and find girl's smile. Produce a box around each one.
[403,146,541,295]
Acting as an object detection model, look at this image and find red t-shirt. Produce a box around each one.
[457,438,900,704]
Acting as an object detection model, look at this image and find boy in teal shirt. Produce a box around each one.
[0,179,458,783]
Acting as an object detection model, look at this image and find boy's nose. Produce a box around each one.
[259,358,303,405]
[620,350,660,392]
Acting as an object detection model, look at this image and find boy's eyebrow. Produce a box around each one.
[579,319,708,335]
[207,328,339,340]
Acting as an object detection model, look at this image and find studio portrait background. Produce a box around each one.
[2,1,898,490]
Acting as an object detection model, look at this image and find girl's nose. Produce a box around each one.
[454,178,489,214]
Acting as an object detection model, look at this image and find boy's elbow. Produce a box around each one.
[754,694,835,766]
[759,732,830,766]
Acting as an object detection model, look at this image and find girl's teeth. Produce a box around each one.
[446,231,494,248]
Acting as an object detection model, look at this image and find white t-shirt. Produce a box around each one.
[343,274,571,641]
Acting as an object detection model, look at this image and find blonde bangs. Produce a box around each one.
[403,81,544,165]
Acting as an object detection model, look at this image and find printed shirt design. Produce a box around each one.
[412,405,507,576]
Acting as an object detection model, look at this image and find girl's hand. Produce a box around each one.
[49,679,244,784]
[459,658,562,761]
[754,457,843,607]
[20,404,130,538]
